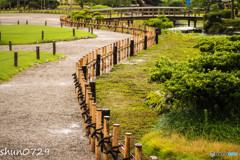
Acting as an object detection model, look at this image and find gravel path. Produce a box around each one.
[0,14,133,160]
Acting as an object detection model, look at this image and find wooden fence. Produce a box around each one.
[61,15,158,160]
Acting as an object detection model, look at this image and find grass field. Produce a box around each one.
[0,25,96,45]
[95,33,240,159]
[0,51,65,83]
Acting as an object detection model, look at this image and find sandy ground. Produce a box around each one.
[0,14,132,160]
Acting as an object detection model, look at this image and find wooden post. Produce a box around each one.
[42,30,44,40]
[130,40,134,56]
[36,46,40,59]
[96,54,101,76]
[90,81,96,102]
[45,20,47,26]
[113,45,118,65]
[135,143,142,160]
[72,28,75,36]
[155,28,158,44]
[18,20,19,25]
[26,20,28,25]
[124,133,132,159]
[52,40,56,55]
[112,124,120,160]
[188,20,190,27]
[144,36,147,50]
[96,108,102,160]
[194,20,197,28]
[91,27,93,34]
[90,102,96,152]
[103,116,110,160]
[14,52,18,67]
[9,41,12,51]
[82,65,87,80]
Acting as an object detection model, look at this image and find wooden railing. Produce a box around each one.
[61,15,159,160]
[91,7,204,18]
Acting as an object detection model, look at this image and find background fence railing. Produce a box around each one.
[61,15,159,160]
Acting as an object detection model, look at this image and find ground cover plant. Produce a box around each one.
[0,51,65,83]
[0,25,96,45]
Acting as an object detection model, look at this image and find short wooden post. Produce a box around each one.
[112,124,120,160]
[73,28,75,36]
[26,20,28,25]
[113,45,118,65]
[18,20,19,25]
[61,23,63,27]
[14,52,18,67]
[144,36,147,50]
[96,54,101,76]
[42,30,44,40]
[53,40,56,55]
[90,81,96,102]
[155,28,158,44]
[135,143,142,160]
[90,102,96,152]
[96,108,102,160]
[82,65,87,80]
[88,26,90,32]
[103,116,110,160]
[194,20,197,28]
[91,27,93,34]
[188,20,190,27]
[36,46,40,59]
[124,133,132,159]
[158,28,161,35]
[9,41,12,51]
[130,40,134,56]
[45,20,47,26]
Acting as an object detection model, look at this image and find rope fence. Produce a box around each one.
[61,15,160,160]
[0,41,56,66]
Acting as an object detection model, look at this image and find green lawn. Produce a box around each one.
[0,25,96,45]
[0,51,65,83]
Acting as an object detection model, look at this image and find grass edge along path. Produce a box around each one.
[0,51,65,84]
[0,25,96,45]
[96,33,240,159]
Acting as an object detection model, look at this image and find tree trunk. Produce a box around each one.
[17,0,20,9]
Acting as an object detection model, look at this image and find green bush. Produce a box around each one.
[203,9,239,34]
[168,0,185,7]
[95,15,104,21]
[144,15,173,29]
[85,15,92,21]
[73,13,85,19]
[148,37,240,119]
[92,12,101,17]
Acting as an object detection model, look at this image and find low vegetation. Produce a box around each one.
[143,15,173,29]
[96,32,240,159]
[0,51,65,83]
[0,25,96,45]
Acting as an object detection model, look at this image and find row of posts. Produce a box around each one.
[74,67,144,160]
[10,40,56,67]
[13,20,48,26]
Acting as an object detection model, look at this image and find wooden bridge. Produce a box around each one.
[92,7,204,27]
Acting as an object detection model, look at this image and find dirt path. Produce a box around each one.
[0,14,133,160]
